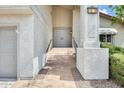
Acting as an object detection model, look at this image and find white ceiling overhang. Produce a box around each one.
[99,28,118,35]
[0,6,33,14]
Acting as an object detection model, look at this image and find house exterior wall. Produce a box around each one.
[30,5,53,77]
[76,6,109,80]
[100,16,124,47]
[0,14,34,79]
[72,8,80,47]
[0,5,111,80]
[0,6,53,79]
[52,6,72,28]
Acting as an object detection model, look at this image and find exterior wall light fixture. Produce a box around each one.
[87,6,98,14]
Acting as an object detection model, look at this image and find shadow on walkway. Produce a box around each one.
[12,48,120,88]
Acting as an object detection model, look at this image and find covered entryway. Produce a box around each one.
[53,28,72,47]
[0,26,17,78]
[52,6,73,47]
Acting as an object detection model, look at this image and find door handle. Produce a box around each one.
[60,37,64,40]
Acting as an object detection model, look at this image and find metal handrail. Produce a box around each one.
[72,37,78,61]
[72,37,78,48]
[46,39,52,53]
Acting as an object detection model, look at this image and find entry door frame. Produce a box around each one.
[0,23,20,80]
[53,27,72,47]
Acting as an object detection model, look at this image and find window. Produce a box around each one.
[100,35,106,42]
[99,34,113,43]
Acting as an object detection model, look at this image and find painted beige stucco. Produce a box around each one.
[100,16,124,47]
[31,5,53,77]
[0,14,34,79]
[0,5,110,80]
[52,6,72,28]
[76,6,109,80]
[72,8,80,46]
[0,5,53,79]
[0,6,33,14]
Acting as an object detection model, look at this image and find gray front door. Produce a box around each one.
[53,28,72,47]
[0,27,17,78]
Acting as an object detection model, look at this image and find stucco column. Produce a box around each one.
[76,5,109,80]
[80,5,100,48]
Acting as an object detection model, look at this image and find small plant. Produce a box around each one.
[101,42,124,87]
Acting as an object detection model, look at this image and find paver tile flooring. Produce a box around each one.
[12,48,120,88]
[0,80,15,88]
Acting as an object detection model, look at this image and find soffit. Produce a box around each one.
[0,6,33,14]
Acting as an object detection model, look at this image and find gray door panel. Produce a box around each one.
[0,27,17,78]
[53,28,72,47]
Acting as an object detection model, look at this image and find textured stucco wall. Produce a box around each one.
[80,6,100,48]
[30,5,53,77]
[77,48,109,79]
[76,6,109,80]
[100,16,124,47]
[0,5,53,79]
[52,6,72,28]
[0,14,34,79]
[72,8,80,47]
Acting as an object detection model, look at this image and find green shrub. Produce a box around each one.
[101,43,124,87]
[111,71,124,87]
[111,53,124,75]
[110,53,124,87]
[100,42,124,55]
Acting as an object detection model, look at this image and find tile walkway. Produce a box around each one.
[12,48,120,88]
[0,80,16,88]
